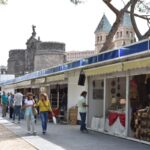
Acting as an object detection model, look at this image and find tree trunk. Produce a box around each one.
[100,0,132,52]
[100,13,124,52]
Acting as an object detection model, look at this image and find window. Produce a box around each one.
[126,31,129,37]
[100,36,102,41]
[130,32,133,37]
[97,36,99,42]
[120,31,122,37]
[116,32,119,38]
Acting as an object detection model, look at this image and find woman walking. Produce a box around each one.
[37,93,54,134]
[24,92,36,135]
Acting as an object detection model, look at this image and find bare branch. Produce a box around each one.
[100,0,132,52]
[130,0,142,40]
[143,28,150,39]
[0,0,7,4]
[70,0,83,5]
[103,0,119,15]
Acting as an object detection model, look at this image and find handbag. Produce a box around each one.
[32,107,38,116]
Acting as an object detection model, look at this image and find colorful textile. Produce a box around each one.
[108,112,125,127]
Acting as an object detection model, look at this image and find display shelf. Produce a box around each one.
[134,107,150,142]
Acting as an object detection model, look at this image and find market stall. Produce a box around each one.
[129,74,150,142]
[105,77,126,136]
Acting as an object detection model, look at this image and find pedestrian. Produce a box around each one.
[24,92,36,135]
[20,95,26,119]
[77,91,88,133]
[12,89,23,123]
[1,91,8,117]
[33,95,39,124]
[36,93,54,134]
[8,93,14,119]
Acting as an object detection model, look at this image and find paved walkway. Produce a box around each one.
[0,119,36,150]
[0,114,150,150]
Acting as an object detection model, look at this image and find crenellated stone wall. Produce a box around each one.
[7,49,25,76]
[37,42,65,52]
[34,51,65,71]
[7,26,66,76]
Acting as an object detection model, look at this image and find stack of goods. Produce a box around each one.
[134,107,150,142]
[69,106,78,125]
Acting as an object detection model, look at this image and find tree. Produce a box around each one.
[71,0,150,52]
[0,0,7,4]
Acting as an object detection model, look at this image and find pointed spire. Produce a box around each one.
[95,14,112,34]
[120,13,132,28]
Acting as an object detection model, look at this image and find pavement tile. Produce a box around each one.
[0,123,37,150]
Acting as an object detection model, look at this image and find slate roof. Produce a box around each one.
[120,13,132,28]
[95,14,112,34]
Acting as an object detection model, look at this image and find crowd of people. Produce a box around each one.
[0,90,89,135]
[0,90,54,135]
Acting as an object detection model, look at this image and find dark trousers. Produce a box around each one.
[13,105,21,121]
[9,106,14,119]
[40,111,48,131]
[80,112,86,131]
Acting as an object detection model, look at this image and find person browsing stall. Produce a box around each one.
[77,91,88,133]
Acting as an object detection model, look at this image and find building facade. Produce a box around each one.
[95,13,136,53]
[7,26,66,76]
[66,13,136,62]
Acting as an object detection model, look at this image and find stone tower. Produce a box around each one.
[113,13,136,48]
[34,42,66,71]
[95,13,136,53]
[25,25,41,73]
[7,25,66,76]
[7,49,25,76]
[95,14,112,53]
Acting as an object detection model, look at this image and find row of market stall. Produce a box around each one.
[1,39,150,144]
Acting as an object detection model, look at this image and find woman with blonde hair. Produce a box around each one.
[24,92,36,135]
[37,93,54,134]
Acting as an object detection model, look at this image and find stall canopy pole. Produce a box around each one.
[125,76,129,136]
[103,78,107,131]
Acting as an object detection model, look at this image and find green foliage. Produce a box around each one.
[70,0,83,5]
[0,0,7,4]
[136,0,150,14]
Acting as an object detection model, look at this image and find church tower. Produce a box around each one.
[113,13,136,48]
[95,14,112,53]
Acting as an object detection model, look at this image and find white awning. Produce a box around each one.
[16,80,31,87]
[46,74,65,83]
[34,78,45,84]
[3,84,17,89]
[84,63,123,76]
[123,57,150,71]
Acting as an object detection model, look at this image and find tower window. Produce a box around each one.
[126,31,129,37]
[97,36,100,42]
[130,32,133,37]
[120,31,122,37]
[100,36,102,41]
[116,32,119,38]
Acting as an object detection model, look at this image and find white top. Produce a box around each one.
[14,92,23,106]
[24,99,34,106]
[77,96,87,113]
[24,99,34,116]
